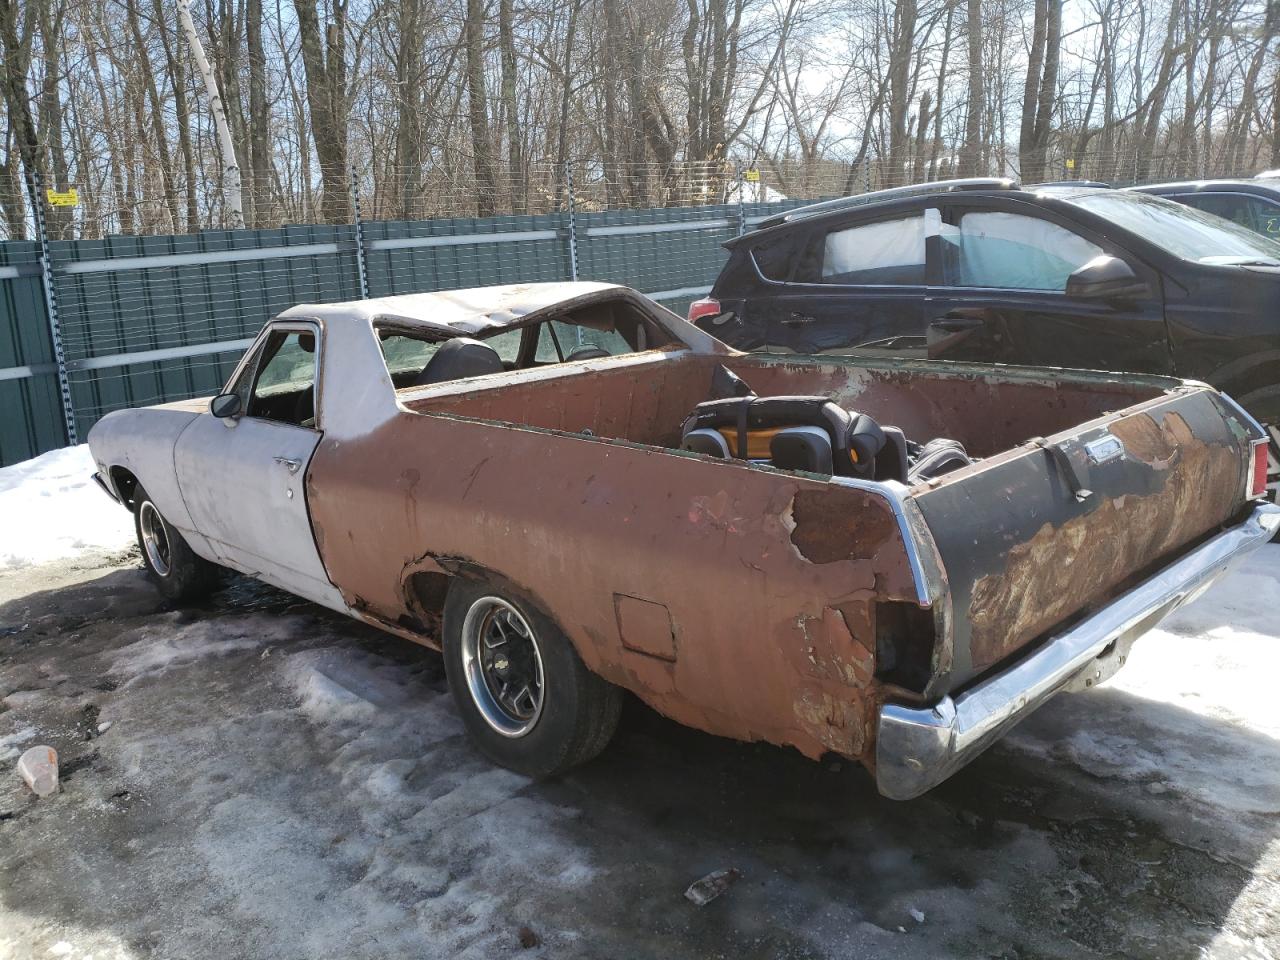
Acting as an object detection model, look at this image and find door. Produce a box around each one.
[925,203,1173,375]
[174,321,343,608]
[756,210,929,358]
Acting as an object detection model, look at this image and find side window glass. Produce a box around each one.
[942,211,1102,291]
[1184,194,1253,229]
[247,329,318,426]
[1245,198,1280,237]
[816,216,924,285]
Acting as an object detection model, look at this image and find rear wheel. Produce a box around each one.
[134,486,220,602]
[442,579,621,778]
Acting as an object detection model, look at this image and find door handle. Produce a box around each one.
[782,312,818,327]
[274,456,302,474]
[930,315,985,333]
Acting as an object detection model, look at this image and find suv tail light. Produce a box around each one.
[688,297,722,325]
[1250,438,1269,499]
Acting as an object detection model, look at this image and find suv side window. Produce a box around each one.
[940,211,1102,291]
[804,215,925,285]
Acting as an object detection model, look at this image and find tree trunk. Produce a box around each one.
[247,0,270,225]
[498,0,524,212]
[960,0,983,176]
[177,0,245,228]
[463,0,497,216]
[293,0,350,223]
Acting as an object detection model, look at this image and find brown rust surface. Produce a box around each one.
[308,350,1192,763]
[966,405,1243,672]
[308,356,921,764]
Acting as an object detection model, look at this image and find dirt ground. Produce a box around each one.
[1,547,1278,960]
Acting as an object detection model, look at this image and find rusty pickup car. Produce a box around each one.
[86,281,1278,799]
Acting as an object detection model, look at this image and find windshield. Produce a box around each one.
[1062,190,1280,263]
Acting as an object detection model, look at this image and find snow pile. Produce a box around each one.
[0,444,134,570]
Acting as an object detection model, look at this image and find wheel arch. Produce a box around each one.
[403,556,599,671]
[108,466,142,510]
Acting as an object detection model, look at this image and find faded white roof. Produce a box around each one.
[280,281,626,335]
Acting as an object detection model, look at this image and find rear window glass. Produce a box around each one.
[751,238,796,281]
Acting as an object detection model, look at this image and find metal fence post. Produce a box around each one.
[863,155,872,194]
[350,166,370,299]
[564,162,579,283]
[735,161,746,236]
[28,171,78,446]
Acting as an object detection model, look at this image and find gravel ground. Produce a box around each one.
[1,545,1279,960]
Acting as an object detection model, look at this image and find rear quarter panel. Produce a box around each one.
[306,412,922,762]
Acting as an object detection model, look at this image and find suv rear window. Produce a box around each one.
[750,237,796,281]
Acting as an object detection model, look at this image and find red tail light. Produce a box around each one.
[1250,438,1269,499]
[688,297,722,324]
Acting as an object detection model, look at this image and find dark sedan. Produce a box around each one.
[691,178,1280,487]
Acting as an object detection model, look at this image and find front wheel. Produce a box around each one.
[442,579,622,778]
[134,486,220,602]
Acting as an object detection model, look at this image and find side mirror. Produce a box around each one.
[1065,255,1149,301]
[210,393,242,419]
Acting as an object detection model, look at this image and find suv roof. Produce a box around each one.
[753,177,1019,231]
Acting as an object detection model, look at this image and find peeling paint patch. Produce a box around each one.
[789,489,896,564]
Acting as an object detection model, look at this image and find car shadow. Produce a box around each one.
[0,563,1276,959]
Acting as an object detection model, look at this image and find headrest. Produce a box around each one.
[414,337,505,386]
[566,346,610,361]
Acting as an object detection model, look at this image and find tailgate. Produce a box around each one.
[912,385,1254,694]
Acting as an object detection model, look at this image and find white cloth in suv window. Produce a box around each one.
[945,212,1101,290]
[821,216,924,284]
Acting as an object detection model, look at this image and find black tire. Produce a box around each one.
[133,485,220,602]
[442,577,622,778]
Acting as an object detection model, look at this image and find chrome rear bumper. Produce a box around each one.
[876,503,1280,800]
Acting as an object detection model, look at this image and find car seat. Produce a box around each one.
[680,396,893,479]
[414,337,505,386]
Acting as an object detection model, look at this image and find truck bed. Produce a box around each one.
[405,352,1253,699]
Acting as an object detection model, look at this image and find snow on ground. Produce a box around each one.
[0,445,134,570]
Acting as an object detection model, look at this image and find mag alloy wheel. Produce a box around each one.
[459,596,546,738]
[138,501,173,577]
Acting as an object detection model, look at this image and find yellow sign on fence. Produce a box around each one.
[46,188,79,207]
[744,168,761,183]
[1064,158,1076,171]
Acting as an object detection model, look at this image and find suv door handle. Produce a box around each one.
[782,312,817,326]
[930,315,985,332]
[274,456,302,474]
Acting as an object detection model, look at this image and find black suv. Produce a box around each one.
[1130,178,1280,241]
[691,178,1280,478]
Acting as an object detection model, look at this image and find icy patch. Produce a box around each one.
[0,726,37,763]
[284,648,440,725]
[109,614,301,685]
[0,444,134,570]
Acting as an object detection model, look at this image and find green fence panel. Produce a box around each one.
[0,241,65,465]
[0,197,805,465]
